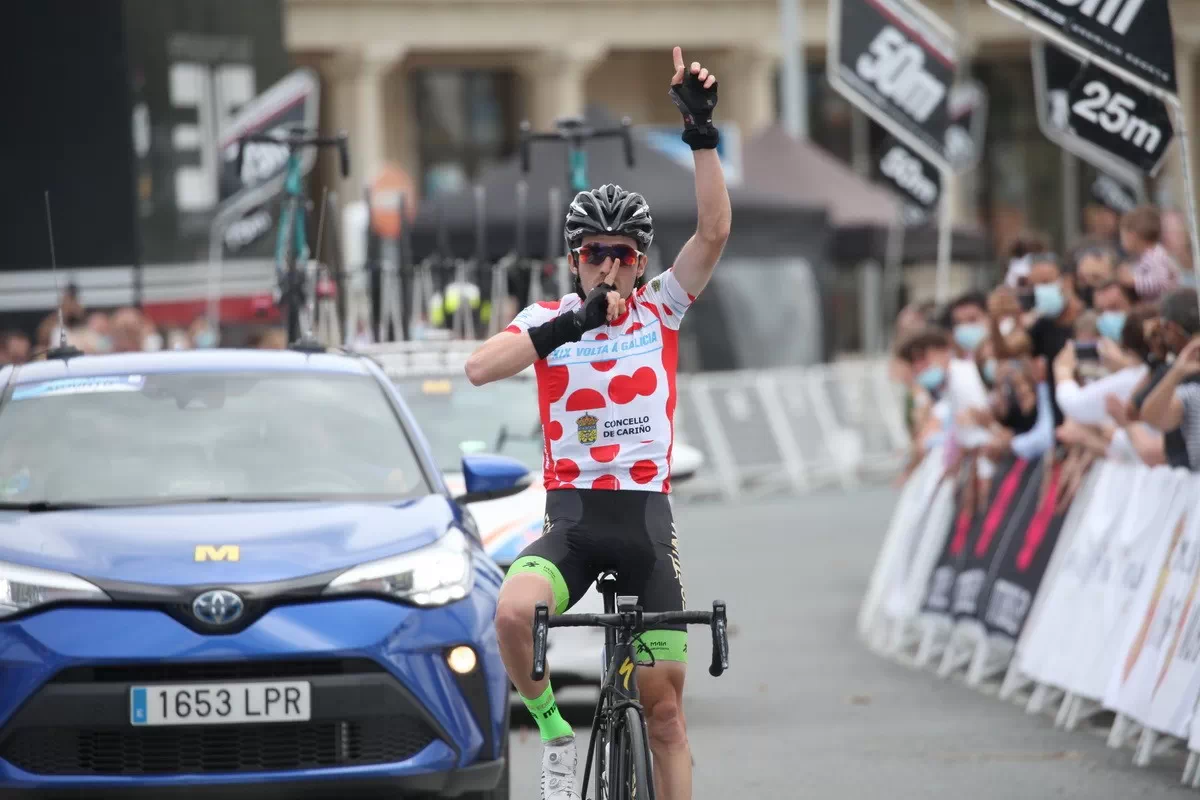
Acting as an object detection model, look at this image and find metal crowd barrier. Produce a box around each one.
[673,357,908,502]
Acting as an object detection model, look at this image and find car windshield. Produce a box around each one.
[0,371,430,506]
[392,374,543,474]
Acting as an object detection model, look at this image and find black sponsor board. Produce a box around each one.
[922,456,1024,616]
[1065,60,1174,175]
[875,135,943,215]
[947,457,1043,622]
[1033,41,1153,195]
[211,70,321,259]
[989,0,1177,95]
[976,460,1072,639]
[828,0,959,169]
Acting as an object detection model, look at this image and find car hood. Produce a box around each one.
[0,496,456,585]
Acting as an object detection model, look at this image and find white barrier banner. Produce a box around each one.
[1019,462,1124,692]
[1103,469,1192,722]
[1143,479,1200,738]
[1013,463,1102,685]
[858,446,945,638]
[1071,465,1169,701]
[885,475,956,623]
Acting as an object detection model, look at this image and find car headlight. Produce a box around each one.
[323,528,474,607]
[0,561,110,619]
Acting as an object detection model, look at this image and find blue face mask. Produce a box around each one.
[916,365,946,392]
[1097,311,1127,342]
[1034,283,1065,318]
[954,323,988,353]
[194,330,218,349]
[983,359,997,385]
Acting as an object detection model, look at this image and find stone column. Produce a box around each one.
[326,44,407,194]
[713,48,777,137]
[518,45,607,130]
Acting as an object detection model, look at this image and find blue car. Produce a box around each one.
[0,348,524,798]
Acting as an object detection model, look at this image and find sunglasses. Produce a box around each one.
[572,243,644,267]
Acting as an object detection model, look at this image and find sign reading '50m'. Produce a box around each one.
[829,0,959,170]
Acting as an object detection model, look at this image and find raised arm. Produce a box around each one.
[667,46,732,298]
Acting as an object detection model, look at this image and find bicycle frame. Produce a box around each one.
[276,152,310,281]
[236,128,350,344]
[583,579,656,800]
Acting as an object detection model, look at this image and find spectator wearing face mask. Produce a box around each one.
[1027,253,1084,425]
[894,327,996,477]
[1131,289,1200,469]
[1120,205,1181,302]
[943,291,989,360]
[1003,231,1052,291]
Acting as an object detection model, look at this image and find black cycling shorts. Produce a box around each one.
[504,488,687,663]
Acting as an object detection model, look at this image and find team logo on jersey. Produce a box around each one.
[650,277,662,292]
[576,413,599,444]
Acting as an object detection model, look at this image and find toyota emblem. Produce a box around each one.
[192,589,245,626]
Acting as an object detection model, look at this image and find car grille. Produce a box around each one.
[1,718,437,775]
[51,658,385,683]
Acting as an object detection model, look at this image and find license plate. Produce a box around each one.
[130,681,311,726]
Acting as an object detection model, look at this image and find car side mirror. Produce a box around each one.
[456,454,532,504]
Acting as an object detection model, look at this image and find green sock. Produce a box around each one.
[521,684,573,742]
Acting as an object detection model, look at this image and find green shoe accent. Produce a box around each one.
[521,684,573,742]
[505,556,570,614]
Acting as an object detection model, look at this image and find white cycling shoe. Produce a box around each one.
[541,734,580,800]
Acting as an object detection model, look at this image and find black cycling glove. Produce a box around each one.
[669,72,719,150]
[527,283,615,360]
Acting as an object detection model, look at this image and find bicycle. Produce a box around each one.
[531,572,729,800]
[235,127,351,344]
[519,116,636,193]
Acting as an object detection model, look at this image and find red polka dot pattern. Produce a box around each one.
[592,474,620,491]
[631,460,658,484]
[545,365,569,403]
[555,459,580,483]
[609,367,657,405]
[546,420,563,441]
[565,388,606,411]
[591,444,620,463]
[625,322,644,335]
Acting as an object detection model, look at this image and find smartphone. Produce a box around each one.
[1075,342,1099,361]
[1018,291,1035,312]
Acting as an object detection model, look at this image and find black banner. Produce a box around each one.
[990,0,1177,95]
[876,135,942,214]
[1033,41,1152,194]
[949,458,1043,623]
[922,457,1025,616]
[829,0,959,168]
[978,461,1069,639]
[1065,61,1174,175]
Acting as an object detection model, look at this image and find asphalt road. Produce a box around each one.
[509,486,1190,798]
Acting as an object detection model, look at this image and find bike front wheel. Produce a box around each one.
[610,706,652,800]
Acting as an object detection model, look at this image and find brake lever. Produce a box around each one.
[531,602,550,681]
[709,600,728,677]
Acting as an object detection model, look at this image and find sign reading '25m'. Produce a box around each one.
[828,0,959,169]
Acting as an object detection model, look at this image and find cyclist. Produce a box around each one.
[465,46,729,800]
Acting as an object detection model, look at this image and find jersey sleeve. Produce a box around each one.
[504,299,568,335]
[634,268,695,331]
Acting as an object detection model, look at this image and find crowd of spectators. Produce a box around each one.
[0,286,289,367]
[892,203,1200,483]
